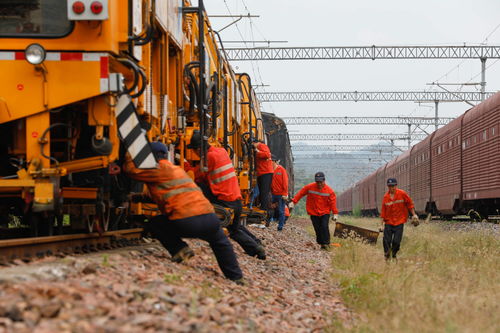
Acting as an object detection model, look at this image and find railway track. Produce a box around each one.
[0,229,143,264]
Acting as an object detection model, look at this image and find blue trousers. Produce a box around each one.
[272,194,286,230]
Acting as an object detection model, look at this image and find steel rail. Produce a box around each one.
[0,229,143,262]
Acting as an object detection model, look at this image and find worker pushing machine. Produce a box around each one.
[187,132,266,260]
[271,156,289,231]
[124,142,243,283]
[252,140,274,218]
[290,172,338,250]
[380,178,419,261]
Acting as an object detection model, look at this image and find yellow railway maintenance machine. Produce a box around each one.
[0,0,265,236]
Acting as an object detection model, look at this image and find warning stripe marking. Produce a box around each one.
[115,95,157,169]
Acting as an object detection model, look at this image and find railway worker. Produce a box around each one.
[123,142,244,283]
[252,140,274,216]
[270,156,289,231]
[289,172,338,250]
[380,178,419,261]
[187,135,266,260]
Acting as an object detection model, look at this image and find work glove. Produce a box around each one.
[282,195,288,201]
[332,214,338,222]
[288,202,295,209]
[411,215,420,226]
[378,223,384,233]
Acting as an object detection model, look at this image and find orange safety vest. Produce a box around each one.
[380,188,414,226]
[271,165,289,196]
[255,143,273,176]
[124,157,214,220]
[292,182,338,216]
[205,146,242,202]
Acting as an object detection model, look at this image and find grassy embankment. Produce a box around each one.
[325,217,499,333]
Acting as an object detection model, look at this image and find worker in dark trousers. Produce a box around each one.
[289,172,338,250]
[187,133,266,259]
[252,140,273,216]
[380,178,419,261]
[270,156,289,231]
[124,142,243,283]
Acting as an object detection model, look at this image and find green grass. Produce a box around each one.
[328,217,500,333]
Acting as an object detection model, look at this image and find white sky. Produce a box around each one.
[203,0,500,186]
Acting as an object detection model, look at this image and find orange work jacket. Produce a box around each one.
[203,146,242,202]
[271,165,289,196]
[124,156,214,220]
[380,188,414,226]
[255,143,273,176]
[292,182,338,216]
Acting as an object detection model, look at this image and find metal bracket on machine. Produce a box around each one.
[115,95,157,169]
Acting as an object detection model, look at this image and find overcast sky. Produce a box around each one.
[203,1,500,186]
[205,0,500,125]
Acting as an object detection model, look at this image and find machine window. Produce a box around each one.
[0,0,72,37]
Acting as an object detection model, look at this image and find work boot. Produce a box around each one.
[171,246,195,263]
[232,278,247,286]
[320,244,331,251]
[255,245,266,260]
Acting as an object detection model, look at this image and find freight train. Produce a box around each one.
[338,92,500,220]
[0,0,293,236]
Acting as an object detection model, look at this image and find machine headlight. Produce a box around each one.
[25,43,46,65]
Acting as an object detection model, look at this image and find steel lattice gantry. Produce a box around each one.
[290,133,428,141]
[283,116,454,126]
[257,91,495,102]
[224,46,500,61]
[292,145,406,152]
[294,153,390,160]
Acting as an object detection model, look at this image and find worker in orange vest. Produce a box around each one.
[380,178,419,261]
[271,156,289,231]
[124,142,243,282]
[252,140,273,215]
[289,172,338,250]
[187,133,266,260]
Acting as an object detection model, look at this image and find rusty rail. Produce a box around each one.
[0,228,143,263]
[333,222,379,244]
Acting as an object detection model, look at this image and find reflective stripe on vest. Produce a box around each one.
[161,187,201,200]
[210,163,233,175]
[384,199,405,206]
[212,171,237,184]
[308,190,330,197]
[157,178,193,190]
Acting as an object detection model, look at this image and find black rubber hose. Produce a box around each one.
[117,58,139,95]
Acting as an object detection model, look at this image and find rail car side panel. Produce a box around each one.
[410,133,434,214]
[462,92,500,202]
[375,165,387,213]
[431,115,464,214]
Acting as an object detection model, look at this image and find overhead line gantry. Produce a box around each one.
[257,91,495,103]
[225,45,496,101]
[283,116,453,126]
[225,45,500,61]
[290,133,428,144]
[292,144,406,152]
